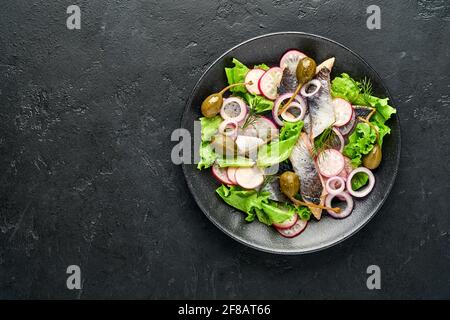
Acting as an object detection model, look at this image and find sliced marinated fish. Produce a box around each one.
[289,133,325,219]
[305,58,336,139]
[278,68,298,96]
[260,176,290,203]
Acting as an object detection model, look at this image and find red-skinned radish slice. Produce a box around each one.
[300,79,321,97]
[338,108,356,135]
[245,69,265,95]
[281,101,306,122]
[325,191,353,219]
[332,98,353,127]
[235,166,264,189]
[276,218,307,238]
[273,93,306,126]
[212,164,234,185]
[332,127,345,153]
[245,116,279,141]
[279,50,307,73]
[346,167,375,198]
[326,176,346,195]
[220,97,247,122]
[258,67,283,100]
[317,149,345,178]
[227,167,238,185]
[272,213,298,229]
[219,119,238,138]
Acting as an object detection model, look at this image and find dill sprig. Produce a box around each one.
[241,96,260,129]
[359,77,373,104]
[312,126,334,157]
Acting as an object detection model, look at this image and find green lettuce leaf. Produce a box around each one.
[254,63,270,71]
[343,122,377,167]
[257,121,303,167]
[216,156,255,168]
[331,73,396,147]
[216,185,311,225]
[197,116,222,170]
[350,171,369,191]
[239,93,274,113]
[197,142,217,170]
[225,58,249,93]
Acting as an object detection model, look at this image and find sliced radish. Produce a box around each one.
[246,116,279,141]
[235,166,264,189]
[220,97,247,122]
[212,164,234,185]
[338,108,356,135]
[273,213,298,229]
[258,67,283,100]
[276,218,307,238]
[235,135,264,155]
[332,98,353,127]
[227,167,238,185]
[279,50,307,73]
[317,149,345,178]
[245,69,265,95]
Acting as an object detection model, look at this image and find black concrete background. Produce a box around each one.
[0,0,449,299]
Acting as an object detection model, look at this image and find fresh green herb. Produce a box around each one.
[312,126,334,156]
[351,171,369,191]
[216,156,255,168]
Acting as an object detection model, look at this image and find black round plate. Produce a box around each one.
[181,32,400,254]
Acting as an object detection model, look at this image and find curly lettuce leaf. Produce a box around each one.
[331,73,396,147]
[197,116,222,170]
[225,58,249,93]
[343,122,377,167]
[216,185,310,225]
[254,63,270,71]
[257,121,303,167]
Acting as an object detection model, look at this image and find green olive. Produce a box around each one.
[201,82,249,118]
[279,171,301,198]
[362,144,382,169]
[296,57,317,85]
[211,134,236,156]
[201,93,223,118]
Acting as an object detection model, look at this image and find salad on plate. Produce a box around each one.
[196,49,396,238]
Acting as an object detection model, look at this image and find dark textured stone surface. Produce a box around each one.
[0,0,449,299]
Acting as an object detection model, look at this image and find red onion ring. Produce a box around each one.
[332,127,345,153]
[273,93,306,126]
[281,101,306,122]
[325,191,354,219]
[300,79,321,97]
[346,167,375,198]
[220,97,247,122]
[326,176,345,195]
[219,119,238,139]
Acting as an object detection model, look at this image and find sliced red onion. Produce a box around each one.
[281,101,306,122]
[273,93,306,126]
[300,79,321,97]
[326,176,345,195]
[325,191,354,219]
[219,119,238,139]
[346,167,375,198]
[332,127,345,153]
[220,97,247,122]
